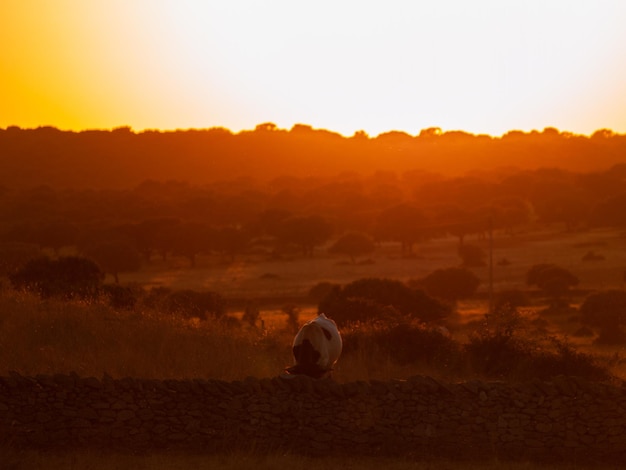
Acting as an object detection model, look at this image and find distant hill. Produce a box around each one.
[1,124,624,189]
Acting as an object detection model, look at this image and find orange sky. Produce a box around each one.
[2,1,626,137]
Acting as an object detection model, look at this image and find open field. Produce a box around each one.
[3,227,626,468]
[119,227,626,299]
[4,223,625,469]
[2,227,626,382]
[117,226,626,365]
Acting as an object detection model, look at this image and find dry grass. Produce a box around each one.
[0,288,464,382]
[119,228,626,296]
[0,289,294,380]
[0,285,622,382]
[2,228,625,467]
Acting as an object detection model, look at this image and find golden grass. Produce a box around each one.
[2,229,625,468]
[0,288,454,382]
[0,285,622,382]
[120,228,626,297]
[0,289,294,380]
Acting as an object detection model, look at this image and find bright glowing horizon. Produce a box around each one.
[1,1,626,137]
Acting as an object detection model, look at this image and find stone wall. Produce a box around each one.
[1,372,626,463]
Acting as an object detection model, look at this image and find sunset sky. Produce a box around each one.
[2,1,626,137]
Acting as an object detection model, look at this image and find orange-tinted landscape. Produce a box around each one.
[3,1,626,466]
[2,124,625,188]
[1,123,626,368]
[2,122,626,468]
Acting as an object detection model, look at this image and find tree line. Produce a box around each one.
[1,163,625,281]
[0,124,625,190]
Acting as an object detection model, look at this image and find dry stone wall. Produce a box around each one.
[1,372,626,463]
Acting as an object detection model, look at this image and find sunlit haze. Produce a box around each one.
[2,0,626,136]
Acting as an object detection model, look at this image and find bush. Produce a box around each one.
[531,338,611,381]
[580,290,626,330]
[374,322,460,367]
[318,278,450,327]
[83,240,142,283]
[340,319,462,375]
[328,232,375,263]
[307,281,338,303]
[594,327,626,345]
[465,308,611,381]
[9,255,104,300]
[0,242,41,276]
[101,283,138,310]
[579,290,626,345]
[464,329,532,379]
[526,263,579,298]
[494,289,531,313]
[164,289,225,320]
[414,267,480,302]
[458,244,485,267]
[142,286,172,310]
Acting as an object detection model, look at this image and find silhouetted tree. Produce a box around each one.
[589,192,626,228]
[580,290,626,344]
[307,281,339,303]
[458,244,486,267]
[133,217,181,262]
[101,283,138,310]
[2,126,626,190]
[374,204,428,253]
[275,215,333,257]
[25,221,79,254]
[493,289,531,314]
[212,226,252,262]
[526,263,579,304]
[0,242,41,276]
[164,289,225,320]
[328,232,375,263]
[319,278,450,327]
[415,267,480,303]
[84,240,142,284]
[168,222,212,267]
[9,255,104,299]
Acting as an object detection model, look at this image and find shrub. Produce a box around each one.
[9,255,104,300]
[164,289,225,320]
[328,232,376,263]
[526,263,579,298]
[465,307,611,381]
[83,240,142,283]
[464,328,532,379]
[318,278,450,327]
[580,290,626,345]
[242,301,260,327]
[414,267,481,302]
[594,328,626,345]
[458,244,485,267]
[101,283,138,310]
[580,290,626,330]
[142,286,172,310]
[572,326,594,337]
[307,281,338,303]
[531,338,611,381]
[0,242,41,276]
[493,289,531,313]
[340,319,462,375]
[373,321,460,367]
